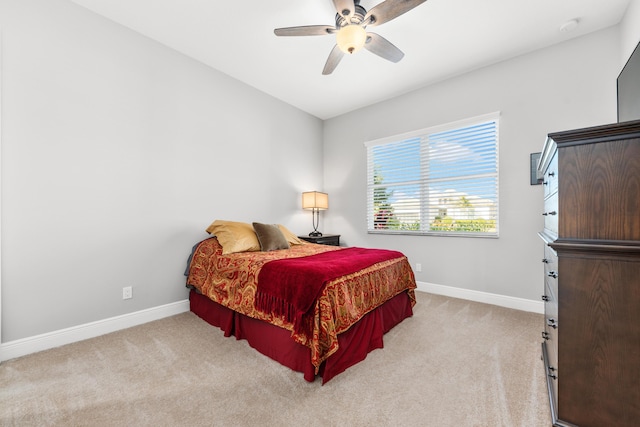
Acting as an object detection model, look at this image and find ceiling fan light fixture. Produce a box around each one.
[336,24,367,54]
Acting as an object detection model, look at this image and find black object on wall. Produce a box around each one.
[530,152,542,185]
[617,41,640,123]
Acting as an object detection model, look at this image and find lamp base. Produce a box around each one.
[308,231,323,237]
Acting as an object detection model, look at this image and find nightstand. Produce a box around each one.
[298,234,340,246]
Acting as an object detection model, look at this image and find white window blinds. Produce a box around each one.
[365,113,499,237]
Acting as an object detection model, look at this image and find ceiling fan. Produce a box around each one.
[274,0,428,75]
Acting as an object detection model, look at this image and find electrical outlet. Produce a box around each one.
[415,263,422,272]
[122,286,132,300]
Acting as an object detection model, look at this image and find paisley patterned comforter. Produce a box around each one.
[186,237,416,371]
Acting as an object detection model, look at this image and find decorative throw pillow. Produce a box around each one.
[277,224,306,245]
[205,220,261,254]
[253,222,290,251]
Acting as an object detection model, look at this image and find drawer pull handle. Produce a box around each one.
[548,373,558,380]
[547,271,558,279]
[542,331,550,340]
[542,212,548,216]
[543,181,548,186]
[542,258,549,263]
[548,171,556,177]
[547,318,558,329]
[542,295,550,302]
[548,211,557,216]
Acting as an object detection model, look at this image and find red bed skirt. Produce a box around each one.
[189,289,413,384]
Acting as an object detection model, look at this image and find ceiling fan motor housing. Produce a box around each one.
[336,4,367,28]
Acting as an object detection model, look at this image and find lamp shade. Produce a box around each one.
[302,191,329,210]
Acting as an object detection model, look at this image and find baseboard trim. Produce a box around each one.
[416,281,544,314]
[0,299,190,362]
[1,284,542,362]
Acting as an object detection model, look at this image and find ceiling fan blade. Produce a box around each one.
[332,0,355,19]
[322,45,345,75]
[274,25,335,37]
[364,32,404,63]
[365,0,428,27]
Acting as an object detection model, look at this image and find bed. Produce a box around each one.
[185,220,417,384]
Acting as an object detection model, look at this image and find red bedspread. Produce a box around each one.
[186,237,416,370]
[255,248,404,336]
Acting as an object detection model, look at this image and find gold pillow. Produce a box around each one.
[278,224,306,245]
[205,220,260,254]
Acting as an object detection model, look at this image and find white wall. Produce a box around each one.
[322,28,620,302]
[0,0,323,342]
[620,0,640,67]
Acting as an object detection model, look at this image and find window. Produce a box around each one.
[365,113,499,237]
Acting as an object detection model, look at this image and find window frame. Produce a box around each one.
[364,112,500,238]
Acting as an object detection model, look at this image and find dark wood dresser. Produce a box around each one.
[537,120,640,427]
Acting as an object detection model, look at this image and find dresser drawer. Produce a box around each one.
[542,341,558,416]
[543,280,559,401]
[543,244,558,270]
[543,194,558,235]
[543,324,558,391]
[543,245,558,299]
[543,151,558,198]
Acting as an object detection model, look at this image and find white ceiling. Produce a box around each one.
[69,0,631,119]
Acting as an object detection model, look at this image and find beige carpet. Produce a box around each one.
[0,292,551,426]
